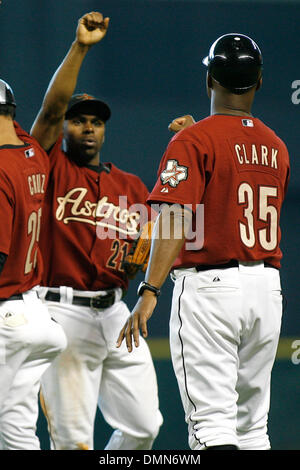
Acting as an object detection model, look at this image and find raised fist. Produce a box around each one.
[76,12,110,46]
[168,115,196,133]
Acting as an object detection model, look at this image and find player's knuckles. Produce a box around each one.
[90,12,104,24]
[169,122,180,129]
[83,14,102,29]
[82,13,94,21]
[91,11,103,18]
[124,323,131,335]
[125,325,133,342]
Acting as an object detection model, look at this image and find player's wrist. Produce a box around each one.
[72,39,92,53]
[140,289,158,298]
[137,281,161,298]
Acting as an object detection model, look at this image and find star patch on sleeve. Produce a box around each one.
[160,159,188,187]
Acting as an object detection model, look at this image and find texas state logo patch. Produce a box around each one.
[160,159,188,187]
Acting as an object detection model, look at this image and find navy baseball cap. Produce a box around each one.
[65,93,111,122]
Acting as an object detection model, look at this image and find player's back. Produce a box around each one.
[0,124,49,297]
[186,115,289,268]
[149,114,290,269]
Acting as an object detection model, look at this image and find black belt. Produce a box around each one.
[0,293,24,301]
[195,260,277,271]
[45,290,116,310]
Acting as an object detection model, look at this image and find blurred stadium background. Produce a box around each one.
[1,0,299,450]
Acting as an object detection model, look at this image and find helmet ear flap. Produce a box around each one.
[0,79,16,108]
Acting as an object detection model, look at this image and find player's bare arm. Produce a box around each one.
[168,115,196,133]
[30,12,109,151]
[117,205,192,352]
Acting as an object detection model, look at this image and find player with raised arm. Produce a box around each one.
[117,33,290,450]
[31,12,162,450]
[0,80,66,450]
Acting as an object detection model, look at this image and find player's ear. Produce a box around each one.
[206,72,213,99]
[256,77,262,91]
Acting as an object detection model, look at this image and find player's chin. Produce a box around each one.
[81,144,100,158]
[71,149,98,166]
[83,148,97,159]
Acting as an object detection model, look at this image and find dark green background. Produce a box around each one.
[1,0,299,450]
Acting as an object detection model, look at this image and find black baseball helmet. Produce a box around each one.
[0,79,16,107]
[202,33,263,94]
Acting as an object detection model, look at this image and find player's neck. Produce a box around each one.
[211,105,252,117]
[210,90,254,117]
[210,101,252,117]
[89,153,100,166]
[0,117,24,146]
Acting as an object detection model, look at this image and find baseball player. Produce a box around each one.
[0,80,67,450]
[117,34,290,450]
[30,12,162,450]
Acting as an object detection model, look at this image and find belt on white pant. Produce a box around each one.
[194,260,277,271]
[0,290,40,302]
[171,260,278,280]
[45,286,123,310]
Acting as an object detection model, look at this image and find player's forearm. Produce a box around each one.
[39,41,90,118]
[144,207,192,289]
[145,236,184,289]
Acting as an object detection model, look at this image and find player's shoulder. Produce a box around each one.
[255,118,289,151]
[14,121,45,152]
[255,118,284,137]
[0,122,46,167]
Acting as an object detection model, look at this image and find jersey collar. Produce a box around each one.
[85,162,111,174]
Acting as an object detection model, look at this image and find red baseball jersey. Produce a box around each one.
[0,122,49,298]
[148,115,290,269]
[39,135,150,291]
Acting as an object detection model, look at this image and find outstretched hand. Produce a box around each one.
[116,292,157,352]
[168,115,196,133]
[76,11,110,47]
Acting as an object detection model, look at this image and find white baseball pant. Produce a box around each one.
[0,289,67,450]
[170,261,282,450]
[39,287,163,450]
